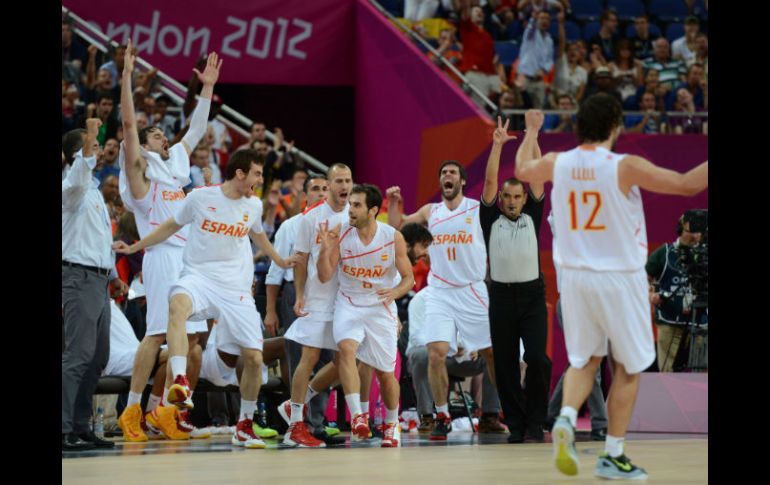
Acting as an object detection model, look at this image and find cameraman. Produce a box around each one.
[645,211,707,372]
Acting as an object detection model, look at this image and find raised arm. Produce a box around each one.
[376,232,415,306]
[515,110,555,186]
[618,156,708,196]
[386,186,431,229]
[483,116,517,205]
[113,217,183,254]
[86,45,98,90]
[557,10,567,55]
[120,39,150,200]
[62,118,102,208]
[316,222,341,284]
[180,52,223,155]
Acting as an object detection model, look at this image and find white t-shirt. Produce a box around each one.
[553,53,588,99]
[671,37,696,64]
[551,146,648,272]
[337,221,397,307]
[427,197,487,288]
[294,200,350,313]
[174,185,263,293]
[103,299,140,376]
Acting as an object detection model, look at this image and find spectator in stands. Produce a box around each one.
[668,87,707,135]
[404,0,453,21]
[237,122,269,151]
[575,39,593,72]
[79,91,119,146]
[552,10,587,106]
[588,10,620,63]
[643,38,687,91]
[635,68,667,112]
[457,0,507,108]
[691,33,708,74]
[625,91,667,134]
[62,19,88,72]
[275,167,308,222]
[190,144,223,188]
[85,45,120,104]
[672,16,700,65]
[98,44,127,90]
[667,63,706,111]
[429,28,463,85]
[608,39,643,109]
[269,128,300,183]
[629,15,658,61]
[153,94,178,140]
[101,174,121,233]
[135,111,149,131]
[583,66,622,105]
[96,138,121,183]
[543,94,576,133]
[62,83,84,134]
[517,9,554,108]
[497,86,533,131]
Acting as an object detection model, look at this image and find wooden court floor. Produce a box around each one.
[63,432,707,484]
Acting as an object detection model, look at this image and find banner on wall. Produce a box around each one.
[63,0,355,85]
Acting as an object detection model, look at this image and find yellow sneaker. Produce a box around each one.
[118,403,148,442]
[146,406,190,440]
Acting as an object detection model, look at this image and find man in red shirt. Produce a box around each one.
[458,0,507,108]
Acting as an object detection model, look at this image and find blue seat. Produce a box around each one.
[625,22,663,38]
[666,23,685,43]
[379,0,404,17]
[495,41,520,67]
[583,21,600,41]
[570,0,603,22]
[549,20,582,43]
[607,0,646,21]
[649,0,689,22]
[693,0,708,20]
[504,20,524,42]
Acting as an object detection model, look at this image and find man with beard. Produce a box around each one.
[316,184,415,447]
[386,160,497,441]
[116,41,220,441]
[481,117,548,443]
[515,95,707,479]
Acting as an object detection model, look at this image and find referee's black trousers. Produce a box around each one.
[489,277,549,434]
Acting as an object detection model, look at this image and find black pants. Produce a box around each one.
[489,277,549,433]
[62,266,111,434]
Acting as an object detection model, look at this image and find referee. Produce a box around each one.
[480,117,549,443]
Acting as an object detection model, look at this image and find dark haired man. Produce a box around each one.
[515,93,707,479]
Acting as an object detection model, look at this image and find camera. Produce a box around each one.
[676,209,708,306]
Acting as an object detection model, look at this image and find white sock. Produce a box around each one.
[241,399,257,422]
[127,392,142,408]
[361,401,369,414]
[146,394,161,412]
[305,386,319,403]
[385,407,399,424]
[169,356,187,379]
[162,387,170,406]
[560,406,578,428]
[605,435,625,457]
[436,404,449,416]
[345,393,362,417]
[290,402,304,425]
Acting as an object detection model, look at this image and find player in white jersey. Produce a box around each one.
[116,41,221,441]
[280,163,374,448]
[114,149,295,449]
[317,184,414,447]
[386,161,497,440]
[514,94,708,480]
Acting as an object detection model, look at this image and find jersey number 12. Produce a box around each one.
[569,191,606,231]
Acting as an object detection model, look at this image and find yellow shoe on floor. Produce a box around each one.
[146,406,190,440]
[118,403,148,442]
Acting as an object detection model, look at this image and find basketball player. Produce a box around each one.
[114,149,295,449]
[117,40,220,441]
[386,163,496,441]
[316,184,414,447]
[514,95,707,479]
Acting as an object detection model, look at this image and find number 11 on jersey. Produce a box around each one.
[447,247,457,261]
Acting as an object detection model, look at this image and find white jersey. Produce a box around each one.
[427,197,487,288]
[174,185,263,294]
[336,221,397,307]
[294,200,349,313]
[103,299,140,376]
[120,143,191,249]
[551,146,648,272]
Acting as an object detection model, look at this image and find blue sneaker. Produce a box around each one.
[595,453,648,480]
[552,416,579,476]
